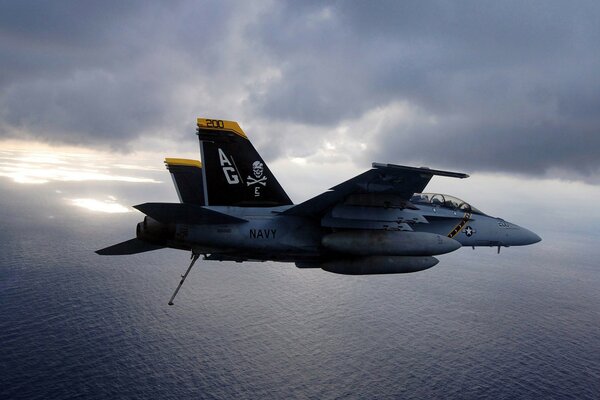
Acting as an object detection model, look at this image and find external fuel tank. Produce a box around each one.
[322,230,461,256]
[321,256,439,275]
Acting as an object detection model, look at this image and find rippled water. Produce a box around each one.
[1,184,599,399]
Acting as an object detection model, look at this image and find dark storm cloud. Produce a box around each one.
[0,0,237,148]
[247,1,600,179]
[1,1,599,179]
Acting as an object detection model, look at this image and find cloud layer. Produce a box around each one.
[1,1,599,180]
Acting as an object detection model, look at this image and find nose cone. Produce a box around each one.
[526,228,542,244]
[511,225,542,246]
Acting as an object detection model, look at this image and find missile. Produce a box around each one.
[322,230,461,256]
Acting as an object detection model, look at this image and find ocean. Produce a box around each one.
[1,181,599,399]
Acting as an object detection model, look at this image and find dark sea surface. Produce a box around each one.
[1,181,599,399]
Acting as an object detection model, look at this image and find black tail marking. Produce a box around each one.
[196,118,292,207]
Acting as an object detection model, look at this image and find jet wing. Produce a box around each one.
[282,163,468,217]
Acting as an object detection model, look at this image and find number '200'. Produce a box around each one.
[206,119,225,128]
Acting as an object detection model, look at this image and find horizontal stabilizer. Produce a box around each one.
[96,238,164,255]
[134,202,247,224]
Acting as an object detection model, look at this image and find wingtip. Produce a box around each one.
[372,162,469,178]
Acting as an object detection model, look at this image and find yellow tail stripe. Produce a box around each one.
[196,118,247,139]
[164,158,202,168]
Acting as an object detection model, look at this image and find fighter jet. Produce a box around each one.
[97,118,541,304]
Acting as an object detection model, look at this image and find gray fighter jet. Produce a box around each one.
[97,118,541,304]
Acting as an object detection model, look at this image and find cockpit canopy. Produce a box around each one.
[410,193,484,215]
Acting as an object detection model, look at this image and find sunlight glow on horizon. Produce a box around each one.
[0,141,162,185]
[1,138,598,237]
[70,198,132,213]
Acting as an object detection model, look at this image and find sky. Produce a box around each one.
[1,0,600,238]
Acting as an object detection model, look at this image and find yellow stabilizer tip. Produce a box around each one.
[196,118,247,139]
[164,158,202,168]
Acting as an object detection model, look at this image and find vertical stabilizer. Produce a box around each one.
[165,158,205,205]
[196,118,292,207]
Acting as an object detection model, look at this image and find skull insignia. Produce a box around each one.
[252,161,264,178]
